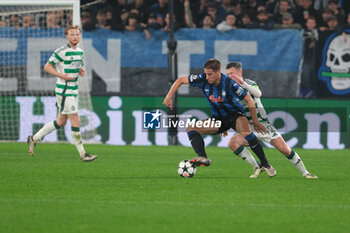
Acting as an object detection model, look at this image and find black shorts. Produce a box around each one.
[212,112,246,134]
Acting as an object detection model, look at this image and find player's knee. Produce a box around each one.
[239,131,251,138]
[227,136,239,151]
[56,119,66,127]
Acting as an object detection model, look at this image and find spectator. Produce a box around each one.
[303,16,319,51]
[243,0,260,19]
[107,0,128,28]
[230,0,243,26]
[55,10,65,27]
[343,12,350,30]
[0,18,8,27]
[248,9,274,30]
[294,0,322,28]
[150,0,168,19]
[106,7,113,25]
[162,12,180,32]
[313,0,328,11]
[341,12,350,42]
[217,13,237,32]
[184,0,196,28]
[319,8,334,31]
[125,13,151,39]
[111,8,129,31]
[46,12,60,29]
[147,12,162,29]
[127,0,149,24]
[221,0,233,13]
[272,0,293,24]
[22,15,36,28]
[95,8,111,29]
[327,0,345,24]
[9,15,20,29]
[65,10,73,26]
[201,14,214,29]
[191,0,210,27]
[273,12,302,29]
[156,13,165,28]
[300,16,319,98]
[266,0,295,14]
[81,11,95,31]
[326,15,342,32]
[203,2,226,27]
[239,12,253,28]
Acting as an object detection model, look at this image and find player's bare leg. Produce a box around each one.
[270,137,318,179]
[27,112,67,156]
[68,114,97,162]
[186,119,219,167]
[228,135,263,178]
[235,117,276,177]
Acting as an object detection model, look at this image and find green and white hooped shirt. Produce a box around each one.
[238,79,270,124]
[48,43,84,97]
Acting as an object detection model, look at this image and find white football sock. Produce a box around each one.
[72,128,85,158]
[287,150,309,176]
[33,121,57,142]
[235,147,260,168]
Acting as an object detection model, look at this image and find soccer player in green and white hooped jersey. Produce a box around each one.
[27,26,97,162]
[225,62,317,179]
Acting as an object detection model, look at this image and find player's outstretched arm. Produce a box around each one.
[163,76,189,110]
[242,82,261,98]
[44,62,75,81]
[244,93,266,134]
[230,73,262,98]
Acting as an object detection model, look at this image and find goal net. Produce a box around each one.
[0,0,98,143]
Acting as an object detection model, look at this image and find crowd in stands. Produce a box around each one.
[0,10,73,29]
[0,0,349,98]
[76,0,350,36]
[0,0,349,35]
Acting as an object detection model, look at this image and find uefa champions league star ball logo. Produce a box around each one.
[318,31,350,95]
[143,110,161,129]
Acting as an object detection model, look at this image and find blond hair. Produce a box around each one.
[65,25,81,34]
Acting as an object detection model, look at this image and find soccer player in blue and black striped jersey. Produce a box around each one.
[163,59,276,176]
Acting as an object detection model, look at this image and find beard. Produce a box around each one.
[70,40,79,46]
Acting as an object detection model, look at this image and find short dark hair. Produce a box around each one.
[226,62,242,70]
[204,59,221,71]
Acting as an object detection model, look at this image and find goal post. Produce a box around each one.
[0,0,99,143]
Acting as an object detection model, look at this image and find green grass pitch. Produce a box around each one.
[0,143,349,233]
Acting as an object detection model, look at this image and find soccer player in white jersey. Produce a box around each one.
[27,26,97,162]
[225,62,317,179]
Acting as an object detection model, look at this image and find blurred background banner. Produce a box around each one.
[1,96,349,149]
[0,28,303,97]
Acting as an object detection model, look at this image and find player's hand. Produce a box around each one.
[230,74,244,84]
[61,73,75,81]
[163,97,173,110]
[220,131,228,137]
[253,121,266,134]
[79,67,86,77]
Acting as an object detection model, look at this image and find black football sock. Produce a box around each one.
[245,133,270,167]
[187,130,207,158]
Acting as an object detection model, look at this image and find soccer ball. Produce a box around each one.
[177,160,197,178]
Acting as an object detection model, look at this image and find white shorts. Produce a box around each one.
[56,95,78,114]
[252,122,281,143]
